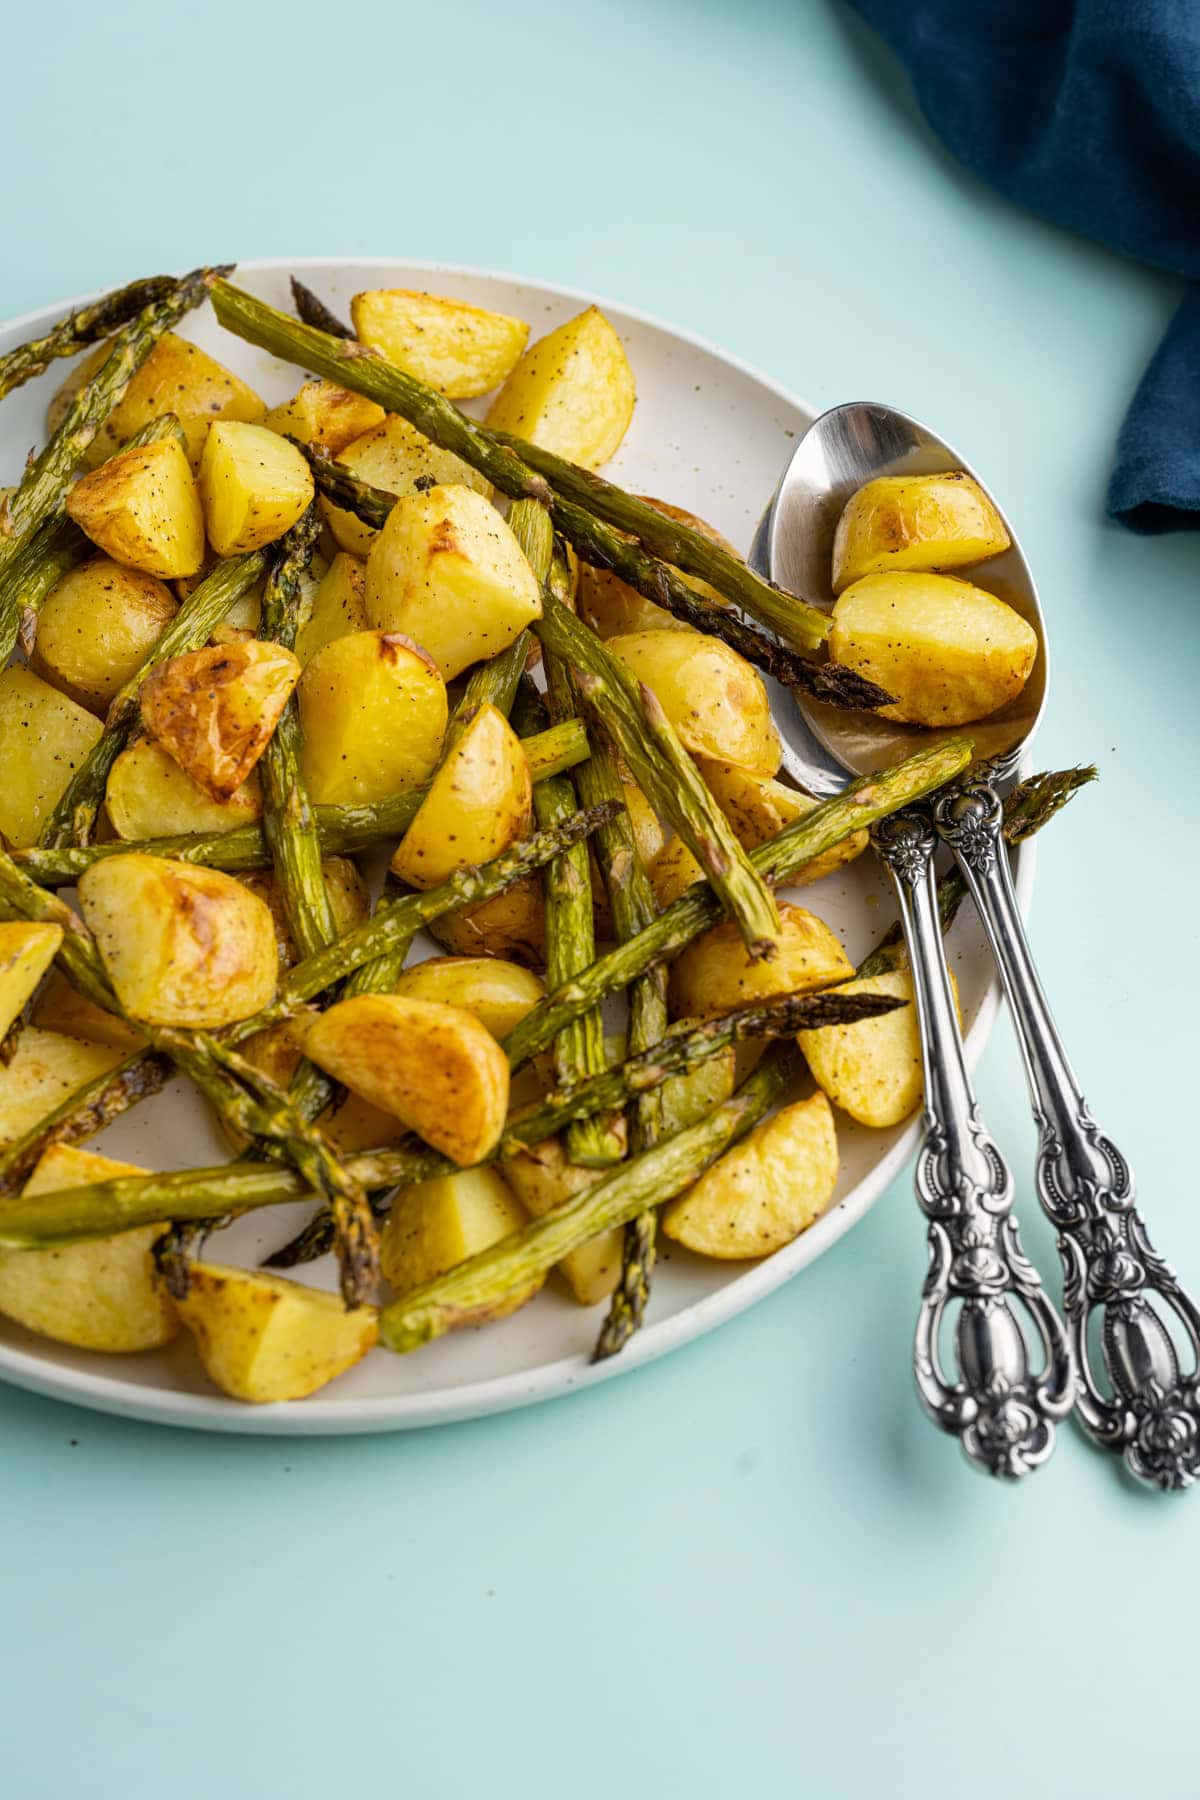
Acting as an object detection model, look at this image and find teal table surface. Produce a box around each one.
[3,4,1198,1796]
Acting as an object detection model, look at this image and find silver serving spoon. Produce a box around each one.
[754,401,1200,1491]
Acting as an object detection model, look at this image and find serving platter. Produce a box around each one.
[0,257,1033,1432]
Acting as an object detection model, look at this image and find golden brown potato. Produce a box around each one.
[657,1026,737,1136]
[0,924,62,1041]
[33,556,178,713]
[262,380,384,455]
[589,780,666,938]
[606,631,781,776]
[78,854,278,1027]
[498,1139,621,1305]
[380,1166,532,1303]
[798,968,960,1128]
[0,1144,177,1352]
[105,740,262,840]
[662,1090,838,1259]
[297,630,447,806]
[364,483,542,680]
[0,1028,124,1149]
[832,472,1011,593]
[66,437,205,579]
[304,995,510,1166]
[47,333,265,470]
[391,957,545,1037]
[294,553,367,664]
[428,875,545,967]
[173,1262,378,1403]
[351,290,529,400]
[669,902,852,1020]
[576,497,736,638]
[31,967,148,1053]
[647,837,706,910]
[140,640,301,800]
[694,759,869,882]
[0,667,103,848]
[829,573,1039,727]
[198,422,314,557]
[484,306,635,469]
[241,857,369,970]
[321,416,491,556]
[391,703,531,888]
[317,1088,410,1155]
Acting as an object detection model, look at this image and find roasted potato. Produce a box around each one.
[576,497,737,638]
[198,421,314,557]
[392,958,544,1037]
[296,629,447,806]
[832,472,1010,593]
[241,857,369,970]
[364,483,542,680]
[589,780,666,938]
[658,1026,738,1136]
[798,968,960,1127]
[317,1088,410,1155]
[606,631,781,776]
[262,380,384,455]
[321,416,491,556]
[694,758,869,882]
[499,1139,621,1306]
[351,290,529,399]
[294,553,367,664]
[66,436,205,579]
[0,1145,177,1352]
[32,556,178,713]
[669,902,852,1020]
[391,702,531,888]
[485,305,635,470]
[140,640,301,800]
[428,875,545,967]
[304,995,510,1166]
[173,1262,378,1403]
[106,740,262,840]
[647,837,706,909]
[0,1028,124,1148]
[0,924,63,1041]
[31,967,148,1053]
[47,333,265,470]
[380,1166,534,1310]
[0,667,103,848]
[829,572,1039,727]
[662,1090,838,1259]
[78,855,278,1027]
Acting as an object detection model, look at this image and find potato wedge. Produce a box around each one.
[606,631,781,776]
[321,416,491,556]
[657,1025,738,1136]
[78,855,277,1027]
[198,421,314,557]
[662,1090,837,1259]
[294,553,367,664]
[391,702,531,888]
[317,1088,410,1155]
[428,875,545,967]
[0,924,63,1041]
[173,1261,378,1403]
[263,379,384,455]
[66,436,205,579]
[0,1144,177,1352]
[832,472,1011,593]
[576,497,736,638]
[694,758,869,882]
[669,902,852,1020]
[140,640,301,800]
[47,333,266,470]
[304,995,510,1166]
[391,957,544,1037]
[365,484,542,680]
[0,1028,124,1148]
[647,837,706,910]
[31,967,148,1053]
[830,572,1039,727]
[798,968,960,1127]
[352,290,529,400]
[380,1166,533,1308]
[297,629,447,806]
[33,556,178,713]
[241,857,369,970]
[0,667,103,848]
[499,1139,621,1305]
[106,740,262,840]
[484,306,635,470]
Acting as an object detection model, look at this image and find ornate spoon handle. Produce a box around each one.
[873,813,1074,1478]
[935,783,1200,1491]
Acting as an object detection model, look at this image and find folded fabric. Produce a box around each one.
[847,0,1200,531]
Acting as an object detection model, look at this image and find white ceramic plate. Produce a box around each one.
[0,257,1032,1432]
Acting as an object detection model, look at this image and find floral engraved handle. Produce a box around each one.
[935,784,1200,1491]
[873,812,1075,1478]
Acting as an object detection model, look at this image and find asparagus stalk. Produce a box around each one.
[0,275,176,402]
[38,550,267,848]
[290,277,353,340]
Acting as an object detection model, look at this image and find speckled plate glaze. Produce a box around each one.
[0,258,1033,1432]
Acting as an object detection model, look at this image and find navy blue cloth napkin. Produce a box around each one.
[847,0,1200,532]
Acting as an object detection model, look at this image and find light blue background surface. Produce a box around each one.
[3,4,1198,1795]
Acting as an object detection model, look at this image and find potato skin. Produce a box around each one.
[0,666,103,848]
[322,416,491,556]
[669,902,853,1020]
[606,631,781,776]
[31,968,148,1053]
[262,379,385,455]
[105,740,262,840]
[391,702,531,888]
[33,556,178,713]
[78,854,278,1027]
[351,290,530,400]
[67,436,206,579]
[0,923,63,1041]
[140,640,301,800]
[297,629,447,807]
[173,1261,378,1403]
[485,305,635,470]
[662,1090,838,1259]
[198,421,314,557]
[428,875,545,967]
[798,968,959,1128]
[0,1028,124,1149]
[391,957,545,1037]
[832,472,1010,592]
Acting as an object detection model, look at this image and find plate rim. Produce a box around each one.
[0,255,1034,1433]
